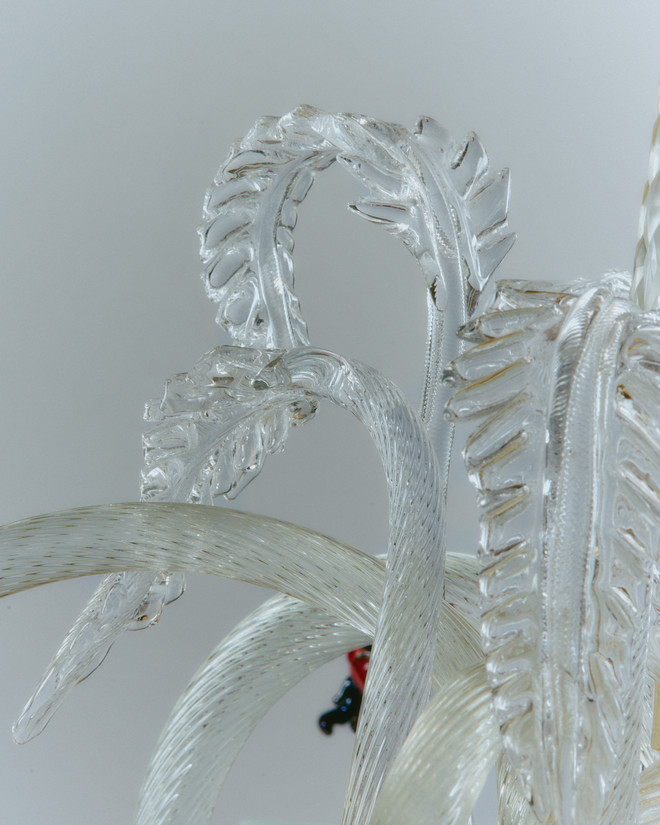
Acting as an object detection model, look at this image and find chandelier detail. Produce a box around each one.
[1,103,659,825]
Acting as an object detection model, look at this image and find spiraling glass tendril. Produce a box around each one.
[135,595,369,825]
[199,345,447,825]
[24,109,515,751]
[135,551,480,825]
[0,503,480,671]
[370,662,500,825]
[0,504,482,823]
[7,103,660,825]
[630,102,660,310]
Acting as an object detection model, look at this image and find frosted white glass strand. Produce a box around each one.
[4,104,660,825]
[0,503,480,670]
[371,662,500,825]
[631,103,660,310]
[136,553,481,825]
[135,595,369,825]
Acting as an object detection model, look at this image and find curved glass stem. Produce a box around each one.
[258,347,446,825]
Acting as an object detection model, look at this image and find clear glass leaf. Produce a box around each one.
[449,274,660,825]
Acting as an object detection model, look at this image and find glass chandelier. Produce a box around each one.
[1,102,659,825]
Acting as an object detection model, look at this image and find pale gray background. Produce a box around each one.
[0,1,658,823]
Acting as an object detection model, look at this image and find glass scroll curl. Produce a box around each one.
[17,106,513,768]
[4,103,660,825]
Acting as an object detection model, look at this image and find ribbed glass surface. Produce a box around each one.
[4,103,660,825]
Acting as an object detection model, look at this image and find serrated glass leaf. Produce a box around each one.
[449,274,660,825]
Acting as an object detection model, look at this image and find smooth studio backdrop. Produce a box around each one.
[1,2,658,823]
